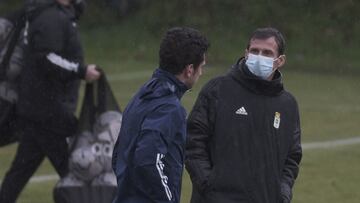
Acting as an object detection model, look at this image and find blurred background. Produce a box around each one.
[1,0,360,202]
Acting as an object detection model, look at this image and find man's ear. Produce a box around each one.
[275,55,286,69]
[185,64,194,78]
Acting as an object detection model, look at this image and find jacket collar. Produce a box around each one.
[152,68,189,99]
[56,2,77,21]
[229,58,284,96]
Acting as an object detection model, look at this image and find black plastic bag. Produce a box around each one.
[54,74,122,203]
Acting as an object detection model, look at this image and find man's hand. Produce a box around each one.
[85,64,101,82]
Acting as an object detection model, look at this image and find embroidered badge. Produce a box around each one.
[273,112,281,129]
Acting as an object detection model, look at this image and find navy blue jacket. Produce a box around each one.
[112,68,189,203]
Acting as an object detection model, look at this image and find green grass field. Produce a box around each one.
[1,1,360,202]
[1,61,360,202]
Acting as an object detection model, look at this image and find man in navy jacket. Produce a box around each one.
[112,27,209,203]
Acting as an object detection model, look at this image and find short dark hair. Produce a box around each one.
[247,27,285,56]
[159,27,210,75]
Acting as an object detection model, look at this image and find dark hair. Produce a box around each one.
[247,27,285,56]
[159,27,210,75]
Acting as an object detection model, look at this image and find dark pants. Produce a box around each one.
[0,118,69,203]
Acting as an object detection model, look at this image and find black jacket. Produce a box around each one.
[185,59,302,203]
[17,2,86,135]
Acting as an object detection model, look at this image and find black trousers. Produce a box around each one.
[0,118,69,203]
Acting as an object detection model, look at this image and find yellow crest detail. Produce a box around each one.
[273,112,281,129]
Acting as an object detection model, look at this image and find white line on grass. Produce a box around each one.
[0,174,59,185]
[29,174,59,183]
[1,136,360,184]
[302,136,360,150]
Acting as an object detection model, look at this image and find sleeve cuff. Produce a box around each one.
[77,64,87,79]
[280,182,292,202]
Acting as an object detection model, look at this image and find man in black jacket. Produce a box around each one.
[185,27,302,203]
[0,0,100,202]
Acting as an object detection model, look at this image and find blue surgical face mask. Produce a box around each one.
[245,53,276,79]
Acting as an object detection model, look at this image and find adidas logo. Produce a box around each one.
[235,107,248,115]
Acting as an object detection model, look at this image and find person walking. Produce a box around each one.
[0,0,100,202]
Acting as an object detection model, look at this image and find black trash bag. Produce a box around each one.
[54,74,122,203]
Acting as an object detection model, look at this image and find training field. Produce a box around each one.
[1,59,360,203]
